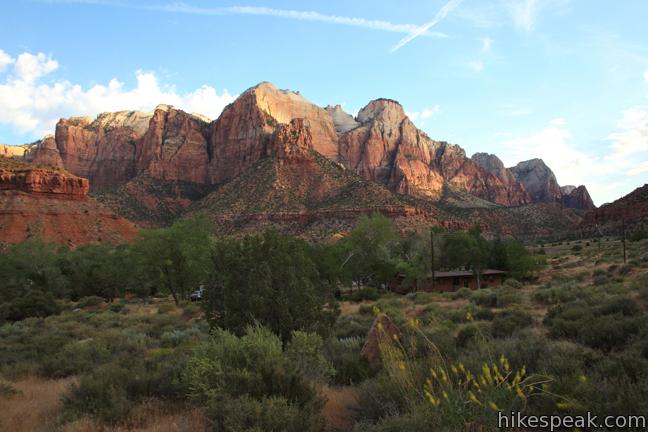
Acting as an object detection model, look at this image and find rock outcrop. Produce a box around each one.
[510,159,562,203]
[0,157,137,246]
[208,82,339,184]
[0,144,28,158]
[561,185,595,210]
[338,99,530,205]
[325,105,359,133]
[137,105,211,184]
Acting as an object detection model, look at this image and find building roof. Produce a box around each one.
[432,269,507,278]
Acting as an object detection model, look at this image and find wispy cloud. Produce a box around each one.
[503,0,570,32]
[467,60,484,72]
[481,37,493,52]
[390,0,464,52]
[41,1,449,39]
[644,71,648,82]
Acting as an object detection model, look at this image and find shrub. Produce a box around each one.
[0,290,61,322]
[77,296,105,308]
[456,322,491,347]
[491,309,533,338]
[593,275,608,286]
[182,326,325,430]
[630,230,647,242]
[451,287,473,300]
[324,337,378,385]
[470,289,497,307]
[496,288,523,307]
[472,306,495,321]
[544,297,643,351]
[572,245,582,252]
[347,287,380,302]
[503,278,523,290]
[109,303,125,313]
[206,395,324,432]
[62,364,132,424]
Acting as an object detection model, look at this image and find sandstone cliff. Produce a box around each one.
[0,157,137,246]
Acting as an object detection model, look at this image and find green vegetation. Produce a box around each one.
[1,215,647,431]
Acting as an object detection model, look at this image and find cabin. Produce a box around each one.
[391,269,507,294]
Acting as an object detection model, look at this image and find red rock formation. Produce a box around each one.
[24,135,64,169]
[339,99,530,205]
[136,105,211,184]
[561,185,595,210]
[0,144,27,158]
[0,157,137,246]
[583,184,648,226]
[208,82,339,184]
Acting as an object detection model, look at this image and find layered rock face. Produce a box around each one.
[510,159,562,203]
[338,99,530,205]
[1,144,28,158]
[20,80,593,218]
[209,82,339,184]
[561,185,595,210]
[0,167,89,197]
[137,105,211,184]
[0,157,137,246]
[29,112,150,190]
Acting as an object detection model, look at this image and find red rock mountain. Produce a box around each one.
[7,81,598,236]
[0,157,138,247]
[583,184,648,229]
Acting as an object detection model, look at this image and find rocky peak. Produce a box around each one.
[560,185,576,195]
[561,185,595,210]
[357,99,406,125]
[325,104,360,133]
[471,153,506,180]
[510,158,562,203]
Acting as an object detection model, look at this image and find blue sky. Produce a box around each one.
[1,0,647,205]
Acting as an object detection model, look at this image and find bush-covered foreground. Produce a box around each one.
[1,217,648,431]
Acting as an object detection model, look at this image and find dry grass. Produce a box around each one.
[0,377,206,432]
[321,386,358,432]
[0,376,75,432]
[63,401,207,432]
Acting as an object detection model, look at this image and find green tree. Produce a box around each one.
[204,231,338,342]
[0,239,67,322]
[135,214,212,305]
[338,214,398,289]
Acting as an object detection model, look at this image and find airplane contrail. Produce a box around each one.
[390,0,464,52]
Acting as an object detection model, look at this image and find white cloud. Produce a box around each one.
[0,50,13,72]
[0,50,237,137]
[481,37,493,52]
[14,52,59,83]
[407,105,441,122]
[497,113,648,204]
[607,107,648,157]
[468,60,484,72]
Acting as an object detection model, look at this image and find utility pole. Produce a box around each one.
[430,228,435,292]
[622,218,627,264]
